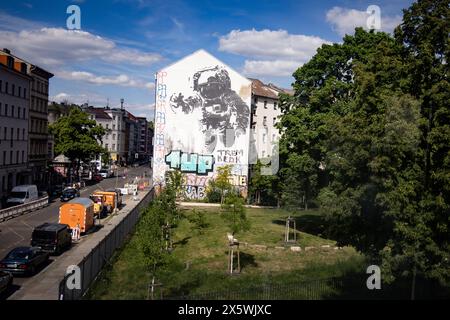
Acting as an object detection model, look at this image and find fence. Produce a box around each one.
[0,196,49,222]
[160,276,449,300]
[58,187,155,300]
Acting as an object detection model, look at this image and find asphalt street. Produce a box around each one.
[0,164,151,296]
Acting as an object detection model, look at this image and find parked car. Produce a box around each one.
[6,185,39,207]
[92,173,103,183]
[0,271,13,296]
[98,169,110,179]
[50,185,64,198]
[60,188,80,202]
[0,247,49,276]
[31,223,72,255]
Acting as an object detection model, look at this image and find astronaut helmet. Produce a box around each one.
[194,66,231,99]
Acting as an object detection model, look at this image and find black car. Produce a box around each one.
[60,188,80,202]
[0,247,49,276]
[31,223,72,255]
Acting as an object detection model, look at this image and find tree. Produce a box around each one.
[214,165,233,204]
[277,28,394,210]
[49,107,107,180]
[279,0,450,286]
[221,193,250,235]
[249,160,279,206]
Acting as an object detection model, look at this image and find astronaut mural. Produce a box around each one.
[153,50,252,200]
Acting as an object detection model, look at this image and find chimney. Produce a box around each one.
[3,48,11,54]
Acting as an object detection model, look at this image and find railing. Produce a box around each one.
[58,187,155,300]
[0,196,49,222]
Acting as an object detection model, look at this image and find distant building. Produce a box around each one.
[124,110,139,164]
[28,64,54,189]
[0,49,32,206]
[137,117,149,162]
[250,78,292,159]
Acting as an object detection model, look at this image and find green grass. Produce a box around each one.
[87,206,364,300]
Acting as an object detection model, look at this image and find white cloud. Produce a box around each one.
[243,60,301,77]
[57,70,155,89]
[219,29,329,78]
[0,27,162,68]
[219,29,329,61]
[326,6,402,36]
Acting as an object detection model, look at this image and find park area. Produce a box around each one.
[86,204,446,300]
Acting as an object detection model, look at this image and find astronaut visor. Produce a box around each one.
[198,81,224,98]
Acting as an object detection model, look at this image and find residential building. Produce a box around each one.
[104,107,127,164]
[28,64,53,189]
[83,106,113,162]
[124,110,139,164]
[249,78,292,160]
[137,117,149,162]
[0,49,32,207]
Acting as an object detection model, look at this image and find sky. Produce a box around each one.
[0,0,414,120]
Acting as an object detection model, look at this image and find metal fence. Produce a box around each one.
[0,196,49,222]
[58,187,155,300]
[160,276,449,300]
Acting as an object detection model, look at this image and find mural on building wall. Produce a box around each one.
[152,50,252,200]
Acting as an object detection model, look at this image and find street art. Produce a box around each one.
[165,150,214,175]
[152,50,252,199]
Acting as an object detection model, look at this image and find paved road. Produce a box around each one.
[0,164,151,295]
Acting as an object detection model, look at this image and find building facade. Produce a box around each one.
[28,65,53,189]
[249,79,285,160]
[0,49,32,207]
[152,49,252,200]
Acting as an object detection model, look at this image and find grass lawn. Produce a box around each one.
[87,206,368,300]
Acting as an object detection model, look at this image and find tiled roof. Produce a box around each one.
[85,107,112,120]
[250,78,294,98]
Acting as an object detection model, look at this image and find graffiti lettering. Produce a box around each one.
[216,149,244,164]
[184,185,206,200]
[165,151,214,175]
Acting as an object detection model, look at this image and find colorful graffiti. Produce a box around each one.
[165,151,214,175]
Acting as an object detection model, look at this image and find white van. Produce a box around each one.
[6,185,39,207]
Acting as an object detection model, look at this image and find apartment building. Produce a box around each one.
[0,49,32,206]
[250,78,289,159]
[28,65,53,188]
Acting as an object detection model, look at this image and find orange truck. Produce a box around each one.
[91,190,119,213]
[59,198,95,233]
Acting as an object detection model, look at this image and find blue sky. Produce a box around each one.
[0,0,413,119]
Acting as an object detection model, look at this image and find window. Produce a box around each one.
[263,116,267,126]
[16,151,19,164]
[274,102,277,110]
[254,97,258,104]
[18,107,21,119]
[113,124,116,130]
[273,117,276,125]
[23,108,26,119]
[5,104,8,116]
[4,127,6,140]
[262,150,266,158]
[31,120,34,132]
[2,151,5,165]
[11,105,14,117]
[262,133,267,144]
[272,133,276,142]
[5,82,8,94]
[22,150,24,163]
[18,86,21,97]
[106,124,109,129]
[264,101,267,109]
[0,80,2,92]
[23,88,26,99]
[12,84,15,96]
[10,150,13,164]
[22,128,25,140]
[113,116,116,121]
[113,134,116,140]
[112,144,116,151]
[16,128,19,140]
[1,176,4,191]
[105,143,109,150]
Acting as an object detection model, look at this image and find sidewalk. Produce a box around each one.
[9,189,151,300]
